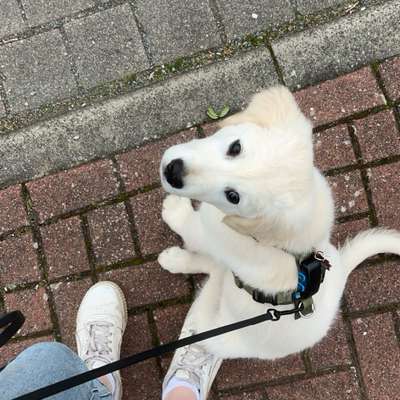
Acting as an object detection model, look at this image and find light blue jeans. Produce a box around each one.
[0,342,112,400]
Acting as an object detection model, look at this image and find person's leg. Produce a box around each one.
[0,281,127,400]
[0,341,111,400]
[165,386,198,400]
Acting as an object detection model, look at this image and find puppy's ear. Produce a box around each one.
[222,215,262,236]
[220,85,306,129]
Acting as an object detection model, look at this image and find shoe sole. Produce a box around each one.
[206,357,222,397]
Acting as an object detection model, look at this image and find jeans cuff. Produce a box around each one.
[90,382,112,399]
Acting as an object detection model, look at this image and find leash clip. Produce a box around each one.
[266,308,281,321]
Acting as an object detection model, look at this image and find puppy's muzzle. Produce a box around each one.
[164,158,185,189]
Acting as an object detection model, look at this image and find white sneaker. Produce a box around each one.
[162,328,222,400]
[76,281,128,400]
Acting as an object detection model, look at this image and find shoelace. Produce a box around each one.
[84,322,113,364]
[175,341,214,385]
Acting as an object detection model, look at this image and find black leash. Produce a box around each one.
[0,311,25,348]
[7,305,303,400]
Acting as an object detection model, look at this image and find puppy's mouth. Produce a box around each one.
[191,199,202,210]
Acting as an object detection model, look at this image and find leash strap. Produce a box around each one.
[12,306,302,400]
[0,311,25,348]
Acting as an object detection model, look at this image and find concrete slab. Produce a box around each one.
[64,4,149,88]
[0,48,279,186]
[135,0,221,64]
[273,0,400,88]
[296,0,347,14]
[0,97,6,117]
[0,0,25,38]
[0,30,77,112]
[22,0,94,26]
[217,0,295,40]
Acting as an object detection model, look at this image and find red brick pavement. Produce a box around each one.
[1,58,400,399]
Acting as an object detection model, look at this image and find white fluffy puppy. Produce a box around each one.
[158,86,400,360]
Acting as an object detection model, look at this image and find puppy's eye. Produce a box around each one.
[225,190,240,204]
[227,140,241,157]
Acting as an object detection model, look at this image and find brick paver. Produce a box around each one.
[87,202,135,266]
[331,218,370,248]
[216,354,304,390]
[314,124,356,171]
[369,162,400,230]
[0,233,40,287]
[41,217,90,279]
[328,170,368,217]
[131,188,180,256]
[202,122,220,137]
[309,316,352,369]
[346,261,400,311]
[51,278,93,349]
[267,371,360,399]
[0,185,27,235]
[294,67,384,126]
[353,110,400,162]
[2,64,400,400]
[379,57,400,101]
[99,262,191,309]
[0,30,77,113]
[4,287,52,336]
[352,313,400,400]
[27,160,119,222]
[64,4,148,88]
[153,303,191,345]
[221,391,265,400]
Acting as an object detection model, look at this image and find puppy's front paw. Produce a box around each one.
[158,246,192,274]
[162,194,193,234]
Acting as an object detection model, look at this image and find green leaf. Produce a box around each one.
[219,104,230,118]
[207,106,219,120]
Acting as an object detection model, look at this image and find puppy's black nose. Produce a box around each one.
[164,159,185,189]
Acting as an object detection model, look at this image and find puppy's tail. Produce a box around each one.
[340,228,400,276]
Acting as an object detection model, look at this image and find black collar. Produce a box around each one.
[233,251,331,318]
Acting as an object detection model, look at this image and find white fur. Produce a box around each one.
[158,86,400,360]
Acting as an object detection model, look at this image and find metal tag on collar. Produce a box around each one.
[294,297,315,319]
[300,297,315,317]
